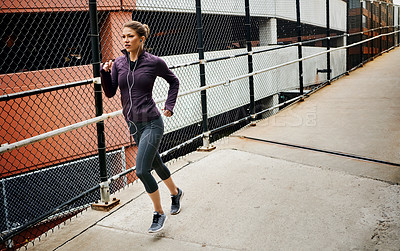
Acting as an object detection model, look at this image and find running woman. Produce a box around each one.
[100,20,183,233]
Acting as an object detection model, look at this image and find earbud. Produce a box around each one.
[140,39,143,42]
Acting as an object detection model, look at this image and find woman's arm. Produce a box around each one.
[157,58,179,115]
[100,60,118,98]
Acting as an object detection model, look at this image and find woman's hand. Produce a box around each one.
[163,109,172,117]
[103,60,113,72]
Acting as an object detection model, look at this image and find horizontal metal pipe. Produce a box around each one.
[209,116,251,134]
[348,26,396,37]
[360,0,399,7]
[159,134,203,157]
[349,29,399,48]
[2,149,123,182]
[107,165,135,183]
[0,110,122,154]
[0,79,93,102]
[301,34,345,45]
[206,51,249,63]
[169,60,200,70]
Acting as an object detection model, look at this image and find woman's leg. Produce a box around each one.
[151,153,178,195]
[148,189,163,214]
[132,121,163,208]
[134,130,162,204]
[163,177,178,196]
[152,154,183,214]
[133,120,169,232]
[146,118,179,196]
[147,117,183,214]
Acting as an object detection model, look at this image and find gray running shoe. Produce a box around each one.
[148,212,167,233]
[171,188,184,215]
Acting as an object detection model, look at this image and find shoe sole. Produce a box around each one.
[148,215,167,233]
[171,191,184,215]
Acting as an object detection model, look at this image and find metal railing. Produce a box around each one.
[1,0,400,249]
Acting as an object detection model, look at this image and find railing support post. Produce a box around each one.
[379,2,382,54]
[360,1,364,65]
[398,6,400,46]
[196,0,215,152]
[369,1,372,58]
[2,180,13,249]
[245,0,256,124]
[346,0,350,73]
[296,0,304,95]
[386,2,389,50]
[393,4,396,48]
[391,4,394,48]
[326,0,331,82]
[89,0,110,204]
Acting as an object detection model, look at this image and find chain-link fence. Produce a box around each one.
[1,0,400,249]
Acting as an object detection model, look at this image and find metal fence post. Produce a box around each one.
[369,1,372,58]
[2,179,13,249]
[395,4,396,47]
[394,5,396,47]
[386,2,389,50]
[398,6,400,46]
[379,2,382,54]
[245,0,256,124]
[89,0,109,203]
[390,3,392,49]
[360,1,364,64]
[393,4,396,47]
[296,0,304,94]
[346,0,350,72]
[196,0,215,151]
[326,0,331,82]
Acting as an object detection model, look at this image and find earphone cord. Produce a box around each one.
[126,48,141,137]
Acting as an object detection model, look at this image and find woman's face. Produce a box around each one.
[122,27,143,53]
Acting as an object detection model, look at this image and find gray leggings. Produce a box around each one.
[129,116,171,193]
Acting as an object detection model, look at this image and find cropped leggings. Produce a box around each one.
[129,116,171,194]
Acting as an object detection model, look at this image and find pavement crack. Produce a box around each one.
[94,224,242,251]
[239,136,400,168]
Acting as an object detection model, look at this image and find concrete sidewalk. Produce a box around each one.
[29,48,400,250]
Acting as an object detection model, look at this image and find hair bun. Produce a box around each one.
[143,24,150,38]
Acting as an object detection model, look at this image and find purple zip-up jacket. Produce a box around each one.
[100,50,179,122]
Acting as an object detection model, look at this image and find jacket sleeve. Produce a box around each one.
[157,58,180,114]
[100,61,118,98]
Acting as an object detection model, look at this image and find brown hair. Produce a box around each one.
[123,21,150,40]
